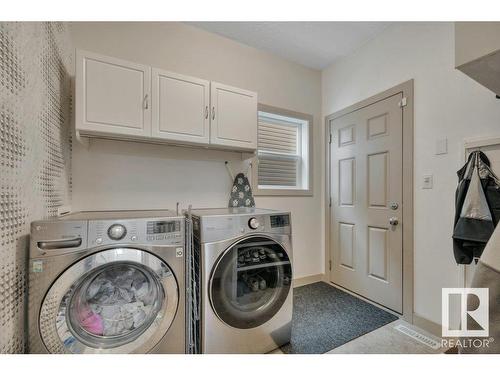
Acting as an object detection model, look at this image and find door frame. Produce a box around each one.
[324,80,414,322]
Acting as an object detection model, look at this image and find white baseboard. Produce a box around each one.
[293,273,324,288]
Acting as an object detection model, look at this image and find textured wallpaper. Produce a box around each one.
[0,22,73,353]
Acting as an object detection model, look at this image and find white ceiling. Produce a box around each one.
[188,22,392,70]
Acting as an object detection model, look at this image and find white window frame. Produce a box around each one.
[252,104,313,196]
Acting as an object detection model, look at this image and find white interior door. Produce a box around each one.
[76,50,151,138]
[151,69,210,145]
[210,82,257,150]
[329,93,403,313]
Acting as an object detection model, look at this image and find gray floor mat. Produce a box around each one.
[281,282,398,354]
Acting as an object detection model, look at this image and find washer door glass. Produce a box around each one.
[66,263,162,348]
[210,236,292,329]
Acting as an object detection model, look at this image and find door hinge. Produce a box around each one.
[329,133,332,144]
[398,97,407,108]
[329,197,332,207]
[329,260,332,271]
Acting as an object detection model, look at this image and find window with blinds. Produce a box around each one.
[257,112,304,189]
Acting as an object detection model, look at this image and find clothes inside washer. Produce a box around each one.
[71,265,159,337]
[77,307,104,336]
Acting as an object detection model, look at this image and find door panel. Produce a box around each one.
[151,69,210,144]
[367,152,388,208]
[339,125,356,146]
[367,226,389,281]
[330,93,403,313]
[76,50,151,138]
[339,158,355,206]
[367,113,389,139]
[210,82,257,150]
[339,223,355,270]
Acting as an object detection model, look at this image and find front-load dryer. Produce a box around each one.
[28,210,186,354]
[189,207,293,354]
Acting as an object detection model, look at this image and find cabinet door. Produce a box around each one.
[151,69,210,145]
[210,82,257,151]
[76,50,151,138]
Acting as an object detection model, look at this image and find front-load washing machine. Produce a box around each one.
[189,207,293,354]
[28,210,186,354]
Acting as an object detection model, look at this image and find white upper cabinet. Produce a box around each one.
[75,50,258,151]
[151,69,210,145]
[210,82,258,151]
[76,50,151,138]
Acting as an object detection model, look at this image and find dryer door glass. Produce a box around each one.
[210,236,292,329]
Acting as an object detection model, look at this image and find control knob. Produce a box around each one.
[248,217,260,230]
[108,224,127,240]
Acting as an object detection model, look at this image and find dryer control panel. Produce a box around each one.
[88,219,184,247]
[193,212,291,243]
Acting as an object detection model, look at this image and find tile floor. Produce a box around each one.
[327,320,444,354]
[271,319,445,354]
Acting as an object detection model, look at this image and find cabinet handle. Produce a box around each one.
[143,94,149,109]
[211,106,215,120]
[205,106,208,119]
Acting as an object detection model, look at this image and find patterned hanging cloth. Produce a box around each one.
[228,173,255,208]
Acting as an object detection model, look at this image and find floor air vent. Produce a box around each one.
[394,324,441,349]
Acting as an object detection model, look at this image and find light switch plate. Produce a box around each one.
[422,175,433,189]
[435,138,448,155]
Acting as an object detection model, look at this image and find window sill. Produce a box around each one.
[253,188,313,197]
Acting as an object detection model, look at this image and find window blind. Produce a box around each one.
[257,118,299,187]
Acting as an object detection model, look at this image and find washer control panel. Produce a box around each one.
[89,218,184,247]
[145,220,182,242]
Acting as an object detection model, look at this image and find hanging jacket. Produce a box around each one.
[453,151,500,264]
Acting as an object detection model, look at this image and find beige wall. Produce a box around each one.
[322,22,500,325]
[70,22,323,280]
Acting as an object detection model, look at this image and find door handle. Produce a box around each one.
[143,94,149,109]
[37,237,82,250]
[389,217,399,226]
[205,106,208,119]
[211,106,215,120]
